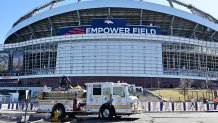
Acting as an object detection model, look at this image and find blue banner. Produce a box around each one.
[12,50,24,71]
[0,52,9,71]
[58,18,160,35]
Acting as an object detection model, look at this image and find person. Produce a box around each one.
[160,96,164,102]
[215,96,218,105]
[60,75,68,90]
[160,96,164,110]
[171,98,174,102]
[203,98,207,104]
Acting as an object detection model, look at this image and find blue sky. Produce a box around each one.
[0,0,217,44]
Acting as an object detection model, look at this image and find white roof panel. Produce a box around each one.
[5,0,218,39]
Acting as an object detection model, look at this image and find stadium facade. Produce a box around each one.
[1,0,218,88]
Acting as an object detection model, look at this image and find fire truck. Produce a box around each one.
[36,82,142,119]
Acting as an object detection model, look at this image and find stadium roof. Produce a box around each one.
[5,0,218,43]
[12,0,218,27]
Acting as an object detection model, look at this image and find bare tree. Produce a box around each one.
[207,81,215,99]
[207,81,215,92]
[179,78,193,101]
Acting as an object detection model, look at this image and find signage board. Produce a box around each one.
[12,50,24,71]
[0,52,9,71]
[58,18,160,35]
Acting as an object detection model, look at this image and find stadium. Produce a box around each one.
[1,0,218,89]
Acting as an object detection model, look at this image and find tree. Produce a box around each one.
[169,83,175,88]
[200,81,207,89]
[207,81,215,92]
[179,78,193,101]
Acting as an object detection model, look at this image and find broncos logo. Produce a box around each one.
[104,19,114,24]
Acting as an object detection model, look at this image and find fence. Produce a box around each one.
[0,101,38,111]
[0,101,217,112]
[140,101,218,112]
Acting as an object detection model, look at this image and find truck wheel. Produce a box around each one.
[52,105,66,119]
[101,107,113,119]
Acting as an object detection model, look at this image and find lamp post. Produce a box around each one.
[206,71,208,89]
[204,67,209,89]
[24,90,29,123]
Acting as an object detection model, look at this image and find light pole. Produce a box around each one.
[205,67,209,89]
[24,90,30,123]
[206,71,208,89]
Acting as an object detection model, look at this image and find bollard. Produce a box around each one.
[22,103,25,110]
[183,102,186,111]
[214,101,217,110]
[8,102,11,109]
[16,102,19,110]
[196,102,199,111]
[30,103,33,110]
[148,102,151,112]
[195,102,198,111]
[11,102,14,110]
[160,101,163,111]
[172,102,174,111]
[206,102,209,111]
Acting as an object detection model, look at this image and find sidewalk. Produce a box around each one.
[0,110,36,114]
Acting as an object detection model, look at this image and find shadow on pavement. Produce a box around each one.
[0,113,140,123]
[45,116,140,123]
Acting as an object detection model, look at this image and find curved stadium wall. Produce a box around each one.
[1,0,218,88]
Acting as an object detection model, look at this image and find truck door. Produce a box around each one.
[102,87,111,104]
[91,84,102,112]
[112,86,127,113]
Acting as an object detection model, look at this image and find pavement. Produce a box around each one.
[0,110,36,114]
[0,111,218,123]
[143,112,218,123]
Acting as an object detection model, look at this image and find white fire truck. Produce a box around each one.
[36,82,141,119]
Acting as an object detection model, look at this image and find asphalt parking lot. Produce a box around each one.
[0,110,218,123]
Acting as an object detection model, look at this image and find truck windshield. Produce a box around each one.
[113,87,125,97]
[127,86,135,96]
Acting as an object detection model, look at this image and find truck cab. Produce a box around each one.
[86,82,141,119]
